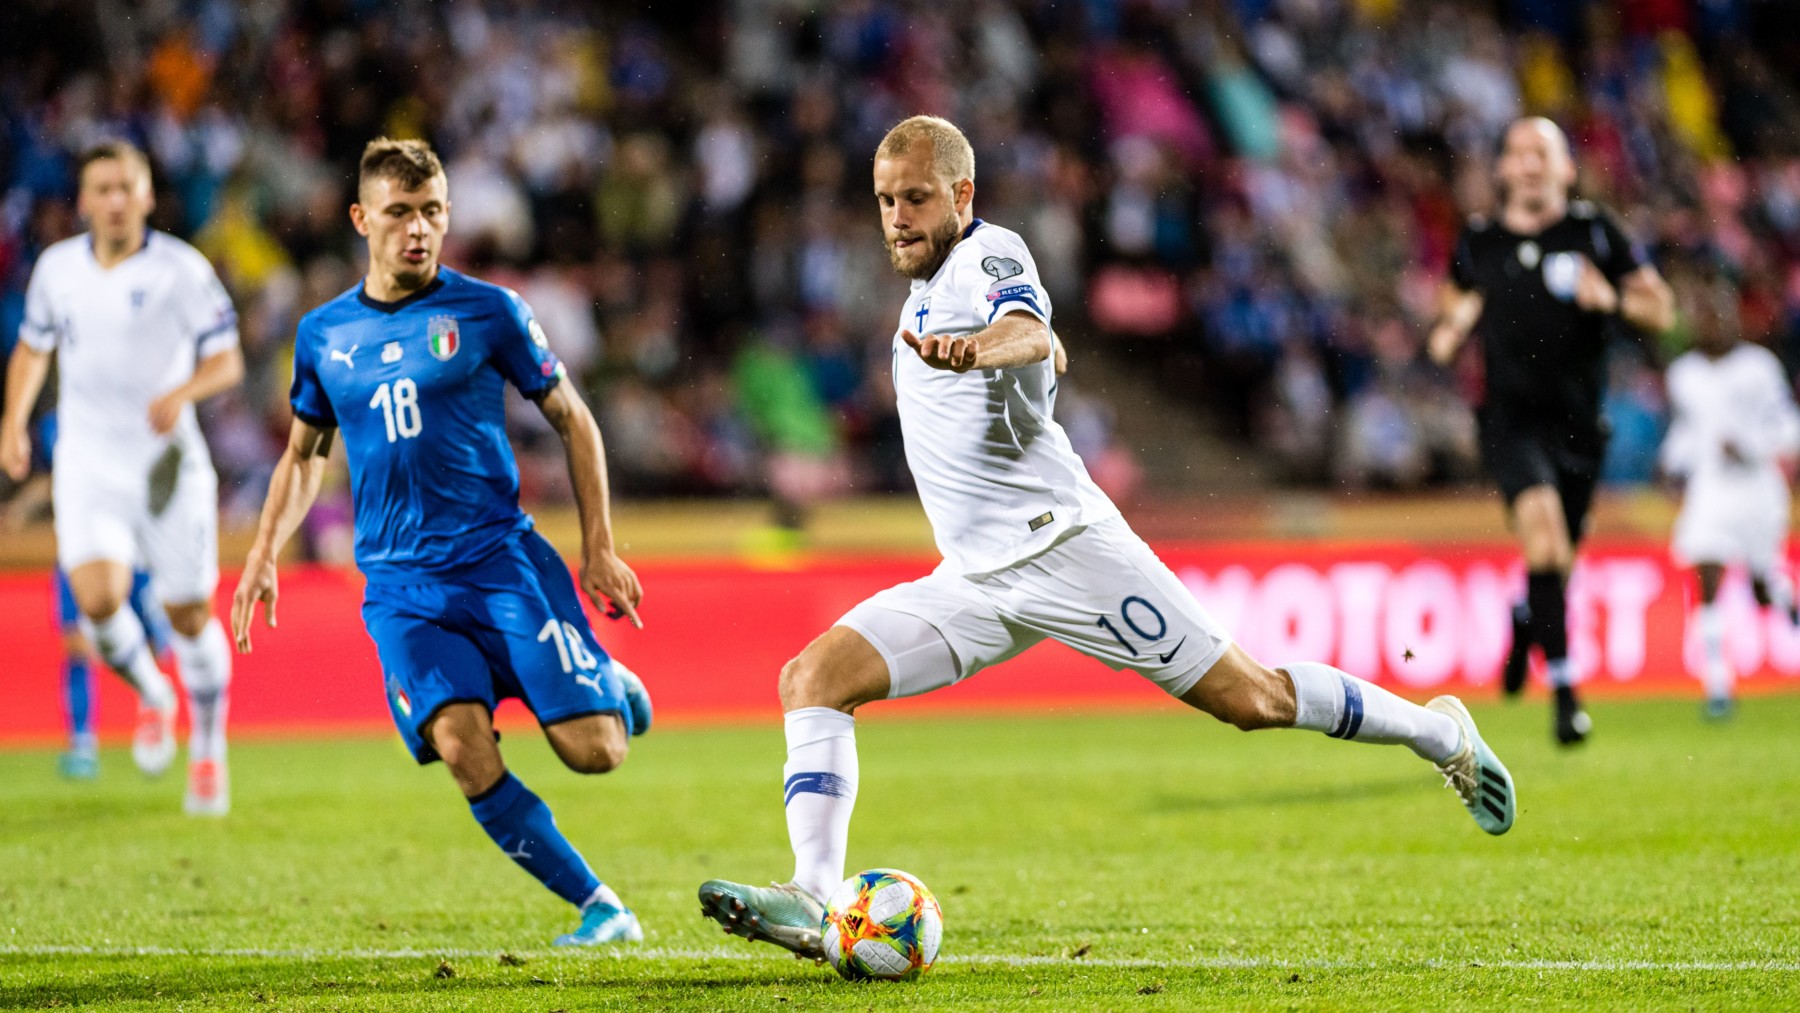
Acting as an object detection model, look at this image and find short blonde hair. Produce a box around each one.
[875,115,975,188]
[77,139,152,188]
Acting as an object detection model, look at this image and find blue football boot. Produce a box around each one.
[615,662,652,736]
[554,902,643,946]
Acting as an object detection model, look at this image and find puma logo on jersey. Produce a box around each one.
[574,671,607,696]
[330,345,359,368]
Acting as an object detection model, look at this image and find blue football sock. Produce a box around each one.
[63,655,95,745]
[467,772,602,908]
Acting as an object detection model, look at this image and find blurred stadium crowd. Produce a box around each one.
[6,0,1800,553]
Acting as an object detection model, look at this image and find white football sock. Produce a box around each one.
[1698,604,1731,701]
[580,883,625,913]
[172,618,232,762]
[82,607,175,709]
[1284,661,1462,763]
[783,706,858,903]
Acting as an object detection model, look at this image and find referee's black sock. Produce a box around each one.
[1526,570,1569,682]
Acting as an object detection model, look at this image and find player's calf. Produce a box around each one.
[1179,647,1295,730]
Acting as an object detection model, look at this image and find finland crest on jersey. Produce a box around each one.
[893,220,1118,576]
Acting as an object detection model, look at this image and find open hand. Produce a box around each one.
[1573,256,1619,315]
[902,329,980,372]
[231,554,280,652]
[582,547,643,629]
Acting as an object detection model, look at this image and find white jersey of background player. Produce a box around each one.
[696,116,1520,960]
[1660,283,1800,717]
[0,141,243,814]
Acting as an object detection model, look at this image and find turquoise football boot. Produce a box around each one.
[698,880,825,959]
[615,662,652,737]
[554,902,643,946]
[1427,696,1516,835]
[58,747,99,781]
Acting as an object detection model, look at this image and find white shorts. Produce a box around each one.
[836,516,1232,699]
[53,458,219,604]
[1672,489,1788,573]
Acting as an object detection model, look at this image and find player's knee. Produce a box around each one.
[162,603,210,638]
[571,737,628,774]
[548,716,629,774]
[75,590,127,622]
[435,738,487,782]
[779,654,818,708]
[779,653,851,712]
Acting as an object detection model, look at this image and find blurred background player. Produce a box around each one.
[232,138,653,947]
[1,141,242,812]
[5,412,173,779]
[1660,269,1800,719]
[699,117,1517,960]
[52,567,173,779]
[1430,118,1675,746]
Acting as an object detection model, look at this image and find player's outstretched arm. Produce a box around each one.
[537,378,643,629]
[1427,283,1484,366]
[902,311,1051,373]
[232,418,335,652]
[0,343,52,481]
[148,346,245,435]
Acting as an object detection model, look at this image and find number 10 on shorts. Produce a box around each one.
[1095,596,1178,661]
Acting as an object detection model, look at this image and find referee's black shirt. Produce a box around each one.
[1449,200,1645,428]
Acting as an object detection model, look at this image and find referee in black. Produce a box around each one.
[1430,117,1674,745]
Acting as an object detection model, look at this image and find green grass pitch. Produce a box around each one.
[2,696,1797,1010]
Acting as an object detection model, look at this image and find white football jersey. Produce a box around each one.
[893,219,1118,575]
[1662,343,1799,507]
[19,231,237,483]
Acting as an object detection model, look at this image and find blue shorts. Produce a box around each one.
[53,567,170,654]
[361,529,634,764]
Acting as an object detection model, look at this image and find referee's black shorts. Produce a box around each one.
[1479,407,1610,544]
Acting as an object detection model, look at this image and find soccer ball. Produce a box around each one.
[820,868,943,981]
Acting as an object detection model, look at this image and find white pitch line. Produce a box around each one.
[0,945,1795,972]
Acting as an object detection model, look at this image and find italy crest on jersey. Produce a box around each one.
[427,315,460,361]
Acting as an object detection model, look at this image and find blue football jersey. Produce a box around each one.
[290,267,567,583]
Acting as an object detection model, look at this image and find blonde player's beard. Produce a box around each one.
[886,213,962,280]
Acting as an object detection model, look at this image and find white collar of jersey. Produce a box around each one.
[85,228,154,266]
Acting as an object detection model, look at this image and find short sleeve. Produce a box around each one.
[179,252,240,357]
[18,257,60,352]
[288,317,337,428]
[489,288,566,399]
[1592,212,1647,284]
[1448,228,1479,292]
[965,230,1049,329]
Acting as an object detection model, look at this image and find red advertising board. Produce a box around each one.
[0,540,1790,743]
